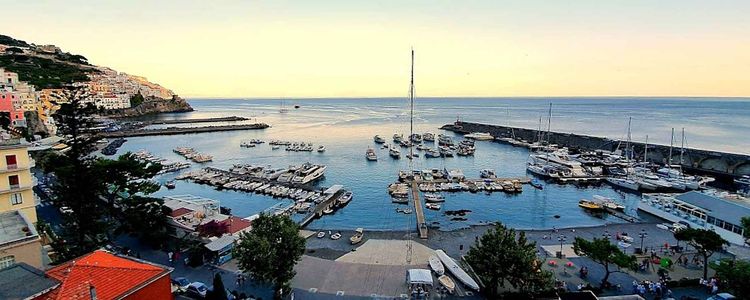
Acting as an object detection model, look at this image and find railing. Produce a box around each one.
[0,164,29,173]
[0,183,32,193]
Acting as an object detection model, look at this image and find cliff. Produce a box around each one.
[105,96,193,118]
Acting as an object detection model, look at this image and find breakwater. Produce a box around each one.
[101,123,270,138]
[442,121,750,178]
[141,116,249,125]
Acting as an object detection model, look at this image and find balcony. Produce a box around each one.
[0,164,29,173]
[0,183,32,194]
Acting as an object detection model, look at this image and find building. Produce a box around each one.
[0,68,19,87]
[38,250,173,300]
[639,191,750,245]
[0,210,43,269]
[0,140,36,223]
[0,263,60,300]
[0,90,26,128]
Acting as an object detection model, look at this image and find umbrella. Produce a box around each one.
[618,241,631,249]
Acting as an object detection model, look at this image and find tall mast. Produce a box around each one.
[668,128,674,166]
[626,117,632,161]
[409,49,415,161]
[644,135,649,164]
[546,103,552,146]
[680,128,685,165]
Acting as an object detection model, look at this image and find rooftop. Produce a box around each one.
[43,250,171,300]
[220,216,252,234]
[0,263,60,300]
[0,211,39,247]
[676,191,750,226]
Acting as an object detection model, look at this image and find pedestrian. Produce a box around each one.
[168,251,173,263]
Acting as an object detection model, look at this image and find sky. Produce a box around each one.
[4,0,750,98]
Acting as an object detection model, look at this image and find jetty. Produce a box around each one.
[101,123,270,138]
[442,121,750,180]
[140,116,248,125]
[411,181,428,239]
[298,185,346,227]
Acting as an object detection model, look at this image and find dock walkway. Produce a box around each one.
[141,116,248,125]
[411,181,428,239]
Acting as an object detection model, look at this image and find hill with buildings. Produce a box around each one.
[0,34,192,137]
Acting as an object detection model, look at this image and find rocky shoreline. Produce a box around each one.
[104,96,193,118]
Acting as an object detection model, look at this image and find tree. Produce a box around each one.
[130,92,145,107]
[711,258,750,297]
[674,228,728,279]
[741,216,750,245]
[206,273,228,300]
[117,196,173,248]
[466,223,553,297]
[573,237,637,287]
[233,214,305,299]
[45,87,110,259]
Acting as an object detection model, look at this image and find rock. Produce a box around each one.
[104,96,193,118]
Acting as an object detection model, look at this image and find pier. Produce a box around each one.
[411,181,428,239]
[442,121,750,179]
[101,123,270,138]
[140,116,249,125]
[299,188,346,228]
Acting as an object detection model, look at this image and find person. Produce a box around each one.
[168,251,173,263]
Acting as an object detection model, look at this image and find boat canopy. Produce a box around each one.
[406,269,434,286]
[324,185,344,195]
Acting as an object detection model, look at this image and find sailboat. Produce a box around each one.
[279,99,289,113]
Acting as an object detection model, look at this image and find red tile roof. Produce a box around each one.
[169,207,193,218]
[220,216,252,234]
[40,250,170,300]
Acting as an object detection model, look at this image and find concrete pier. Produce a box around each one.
[140,116,249,125]
[411,181,428,239]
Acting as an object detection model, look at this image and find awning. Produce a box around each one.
[407,269,433,286]
[204,235,237,252]
[323,185,343,195]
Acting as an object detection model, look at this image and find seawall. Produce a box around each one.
[442,121,750,178]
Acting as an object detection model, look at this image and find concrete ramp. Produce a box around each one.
[336,239,435,266]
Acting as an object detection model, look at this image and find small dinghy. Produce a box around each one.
[438,275,456,294]
[316,231,326,238]
[429,255,445,275]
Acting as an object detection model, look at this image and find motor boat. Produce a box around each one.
[373,135,386,144]
[425,203,441,210]
[317,145,326,152]
[424,149,440,158]
[423,132,435,142]
[606,177,640,191]
[464,132,494,141]
[578,199,604,211]
[164,180,176,189]
[366,147,378,161]
[330,232,341,240]
[410,133,422,142]
[435,250,479,291]
[424,193,445,203]
[593,195,625,211]
[389,147,401,159]
[393,133,403,143]
[438,275,455,294]
[291,163,327,184]
[316,231,326,238]
[429,255,445,275]
[480,169,497,179]
[439,146,454,157]
[350,228,364,244]
[338,191,353,206]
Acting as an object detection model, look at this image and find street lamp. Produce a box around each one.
[639,229,648,253]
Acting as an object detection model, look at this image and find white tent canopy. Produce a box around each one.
[406,269,433,286]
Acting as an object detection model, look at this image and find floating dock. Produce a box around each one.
[411,181,428,239]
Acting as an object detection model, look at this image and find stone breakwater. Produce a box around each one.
[442,121,750,179]
[101,123,269,138]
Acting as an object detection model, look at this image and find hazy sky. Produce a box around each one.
[5,0,750,97]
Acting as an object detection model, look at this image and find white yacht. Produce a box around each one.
[366,147,378,161]
[464,132,494,141]
[606,177,640,191]
[317,145,326,153]
[291,163,327,184]
[480,169,497,179]
[423,132,435,142]
[389,147,401,159]
[373,135,386,144]
[393,133,404,143]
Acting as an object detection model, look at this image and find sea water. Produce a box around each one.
[113,97,750,231]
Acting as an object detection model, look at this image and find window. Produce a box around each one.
[0,256,14,269]
[10,193,22,205]
[5,155,17,169]
[8,175,19,188]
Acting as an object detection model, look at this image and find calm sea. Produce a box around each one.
[113,97,750,231]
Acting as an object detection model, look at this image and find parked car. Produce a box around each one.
[185,282,209,298]
[707,293,736,300]
[171,277,191,292]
